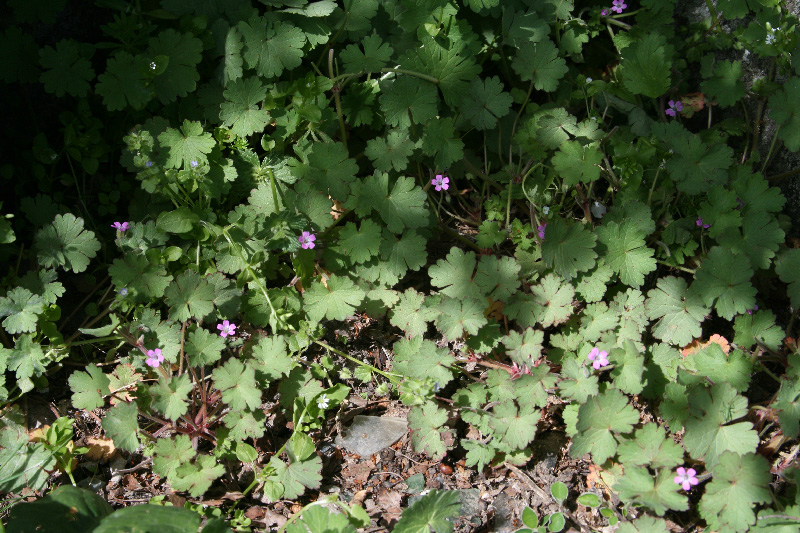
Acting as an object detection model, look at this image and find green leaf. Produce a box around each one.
[400,35,480,107]
[38,39,94,97]
[616,423,683,469]
[616,516,669,533]
[380,229,427,277]
[220,76,270,137]
[512,38,568,92]
[152,434,195,479]
[718,211,783,270]
[571,388,639,464]
[4,335,51,395]
[185,327,225,366]
[150,374,192,421]
[248,334,295,383]
[551,141,603,186]
[619,33,671,97]
[379,76,438,129]
[776,248,800,308]
[164,270,215,322]
[596,221,657,288]
[699,452,771,532]
[224,409,267,442]
[460,76,513,130]
[609,341,646,395]
[389,289,438,339]
[269,454,322,500]
[304,274,365,323]
[69,365,109,411]
[238,16,306,79]
[665,134,734,195]
[550,481,568,503]
[435,297,487,340]
[34,213,100,273]
[393,336,455,387]
[212,358,261,411]
[462,439,496,471]
[341,33,393,73]
[101,402,140,453]
[541,218,597,280]
[692,247,756,320]
[613,467,688,516]
[645,276,708,346]
[95,52,152,111]
[475,255,521,304]
[428,247,482,301]
[306,141,358,202]
[0,426,56,493]
[733,310,784,351]
[285,505,356,533]
[393,489,461,533]
[345,173,429,233]
[531,273,575,328]
[421,117,464,169]
[365,129,414,172]
[158,120,215,169]
[683,383,759,466]
[0,287,43,334]
[502,328,544,366]
[170,454,225,497]
[148,29,202,104]
[489,402,540,450]
[93,505,201,533]
[769,77,800,151]
[774,354,800,438]
[408,402,450,459]
[688,344,753,393]
[18,269,64,306]
[5,485,113,533]
[701,59,746,107]
[558,358,599,403]
[109,254,173,304]
[575,261,613,303]
[733,169,786,215]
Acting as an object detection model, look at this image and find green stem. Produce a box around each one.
[760,125,781,174]
[328,49,348,151]
[379,68,439,84]
[314,339,402,384]
[703,0,719,26]
[656,259,695,274]
[67,335,123,347]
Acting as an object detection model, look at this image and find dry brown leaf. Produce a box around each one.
[85,436,118,462]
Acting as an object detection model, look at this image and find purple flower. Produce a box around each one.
[600,8,609,16]
[611,0,627,13]
[665,100,683,117]
[217,320,237,338]
[696,217,710,229]
[190,160,199,168]
[111,222,129,232]
[588,347,610,369]
[432,174,450,192]
[119,287,128,296]
[747,304,759,315]
[674,467,699,491]
[299,231,316,250]
[537,223,547,240]
[145,160,153,168]
[145,348,164,368]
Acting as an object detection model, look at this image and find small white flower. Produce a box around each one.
[585,77,593,83]
[317,394,330,410]
[590,201,607,219]
[543,206,550,215]
[150,61,157,70]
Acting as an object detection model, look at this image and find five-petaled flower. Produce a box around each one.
[696,217,710,229]
[190,160,199,168]
[588,347,610,369]
[543,206,550,215]
[666,100,683,117]
[145,348,164,368]
[217,320,237,338]
[317,394,330,410]
[432,174,450,191]
[611,0,627,13]
[674,467,699,491]
[111,221,129,232]
[537,223,547,240]
[299,231,316,249]
[119,287,128,296]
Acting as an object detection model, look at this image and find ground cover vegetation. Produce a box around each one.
[2,0,800,531]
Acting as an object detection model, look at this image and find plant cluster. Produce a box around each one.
[2,0,800,531]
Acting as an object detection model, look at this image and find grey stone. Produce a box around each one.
[334,415,408,457]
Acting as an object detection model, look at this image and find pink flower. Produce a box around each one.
[588,347,610,369]
[299,231,316,249]
[747,304,759,315]
[611,0,627,13]
[674,467,699,491]
[696,217,710,229]
[601,8,609,16]
[217,320,237,338]
[145,348,164,368]
[111,222,129,232]
[665,100,683,117]
[537,223,547,240]
[431,174,450,191]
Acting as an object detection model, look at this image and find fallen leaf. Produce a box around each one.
[85,436,118,462]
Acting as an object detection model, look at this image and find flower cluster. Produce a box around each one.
[666,100,683,117]
[431,174,450,191]
[588,347,610,369]
[145,348,164,368]
[217,320,237,338]
[299,231,317,249]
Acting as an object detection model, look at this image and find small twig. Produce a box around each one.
[114,457,153,474]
